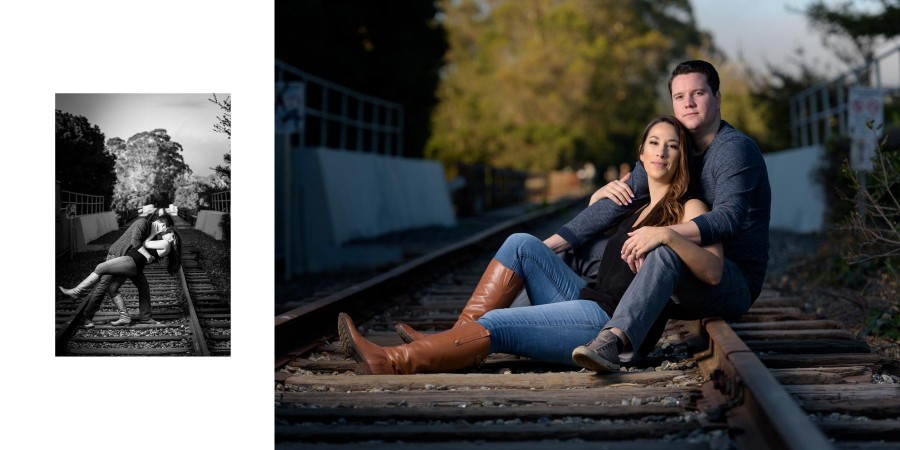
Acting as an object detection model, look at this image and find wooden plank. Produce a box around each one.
[284,371,701,391]
[798,398,900,419]
[785,384,899,402]
[276,404,684,422]
[769,366,873,385]
[735,329,854,340]
[66,347,193,355]
[729,320,842,330]
[277,442,711,450]
[751,297,804,307]
[278,387,699,408]
[71,335,190,343]
[814,419,900,440]
[758,353,893,369]
[274,420,709,443]
[745,306,803,314]
[744,339,871,354]
[733,313,818,322]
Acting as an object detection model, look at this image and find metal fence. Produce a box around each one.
[59,189,106,216]
[790,45,900,147]
[276,60,405,155]
[211,190,230,213]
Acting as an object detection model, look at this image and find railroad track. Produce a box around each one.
[274,203,900,449]
[55,243,230,357]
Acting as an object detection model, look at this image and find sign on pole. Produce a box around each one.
[276,81,305,135]
[848,87,884,171]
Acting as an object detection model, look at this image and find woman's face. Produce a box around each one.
[640,122,681,184]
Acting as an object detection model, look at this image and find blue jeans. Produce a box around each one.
[84,254,153,321]
[476,233,610,366]
[605,245,751,352]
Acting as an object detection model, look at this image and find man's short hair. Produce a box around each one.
[668,60,720,95]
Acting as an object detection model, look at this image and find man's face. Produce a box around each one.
[154,213,168,235]
[670,72,720,133]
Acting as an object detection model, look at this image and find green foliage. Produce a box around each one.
[107,129,189,210]
[814,136,857,224]
[218,213,230,242]
[426,0,709,172]
[744,56,825,152]
[864,305,900,340]
[55,110,116,202]
[804,0,900,66]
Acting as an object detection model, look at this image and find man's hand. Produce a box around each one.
[620,226,673,273]
[589,172,634,206]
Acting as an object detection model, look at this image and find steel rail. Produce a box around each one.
[178,266,210,356]
[274,196,586,363]
[700,318,836,450]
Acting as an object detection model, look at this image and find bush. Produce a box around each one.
[218,213,230,241]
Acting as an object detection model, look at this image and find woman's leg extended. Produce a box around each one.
[493,233,586,306]
[93,256,139,278]
[479,300,608,366]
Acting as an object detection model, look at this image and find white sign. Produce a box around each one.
[848,87,884,171]
[276,81,305,135]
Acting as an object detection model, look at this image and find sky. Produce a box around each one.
[692,0,900,79]
[56,93,230,178]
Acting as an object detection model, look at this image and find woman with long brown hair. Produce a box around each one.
[338,115,723,374]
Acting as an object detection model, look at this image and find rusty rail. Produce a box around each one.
[699,318,835,450]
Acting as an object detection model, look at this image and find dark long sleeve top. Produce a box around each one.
[107,218,152,257]
[556,120,771,299]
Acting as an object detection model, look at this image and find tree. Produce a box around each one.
[108,129,189,210]
[55,110,116,204]
[742,52,825,152]
[803,0,900,67]
[426,0,711,172]
[209,94,231,186]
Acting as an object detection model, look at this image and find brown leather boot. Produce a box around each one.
[395,258,523,343]
[338,313,491,375]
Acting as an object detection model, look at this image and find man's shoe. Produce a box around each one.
[572,329,621,373]
[83,319,95,329]
[139,318,162,325]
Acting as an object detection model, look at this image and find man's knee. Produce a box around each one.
[644,245,682,271]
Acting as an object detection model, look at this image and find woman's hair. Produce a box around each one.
[164,230,182,276]
[635,115,693,228]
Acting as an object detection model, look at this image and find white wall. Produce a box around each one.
[73,212,118,252]
[287,147,457,274]
[764,145,826,233]
[196,210,226,240]
[316,148,456,244]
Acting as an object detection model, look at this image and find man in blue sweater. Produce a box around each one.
[546,60,771,372]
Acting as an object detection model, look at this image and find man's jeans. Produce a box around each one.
[604,245,751,352]
[83,254,153,322]
[476,233,610,366]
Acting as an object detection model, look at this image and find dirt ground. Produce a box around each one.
[766,231,899,366]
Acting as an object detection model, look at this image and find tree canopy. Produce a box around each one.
[803,0,900,65]
[107,129,189,210]
[426,0,713,172]
[55,110,116,202]
[209,94,231,187]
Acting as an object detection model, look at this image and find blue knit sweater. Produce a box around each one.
[557,120,771,299]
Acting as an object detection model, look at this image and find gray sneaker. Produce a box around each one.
[572,330,621,373]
